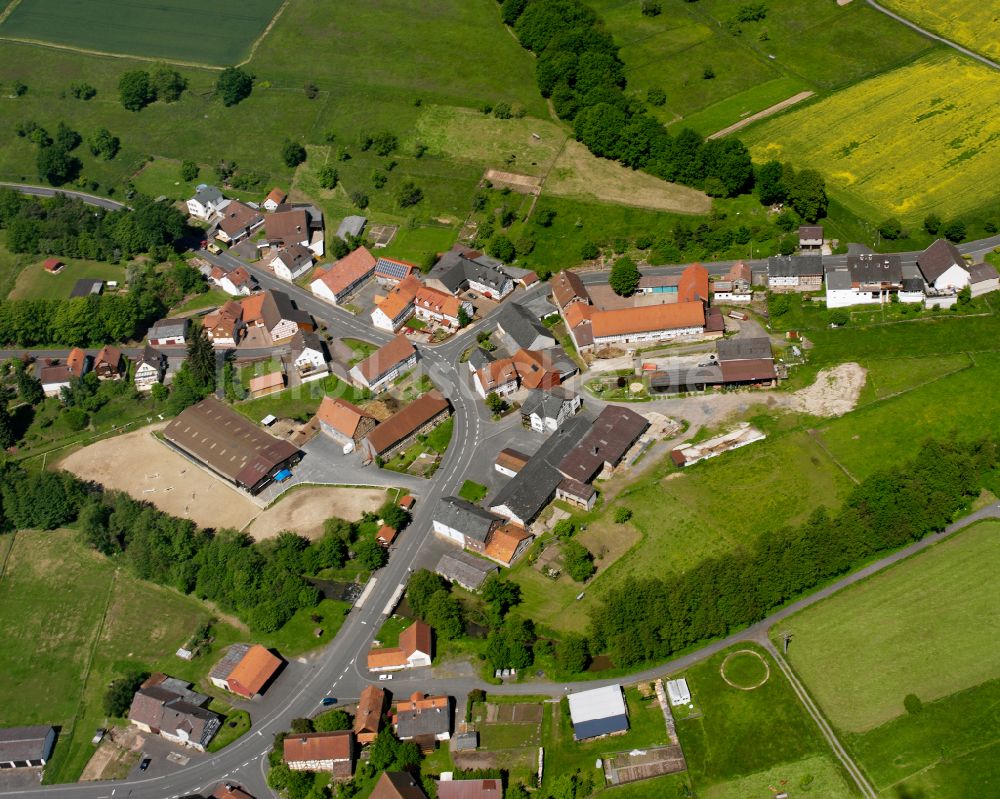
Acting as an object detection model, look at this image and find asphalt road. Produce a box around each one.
[0,183,129,212]
[8,222,1000,797]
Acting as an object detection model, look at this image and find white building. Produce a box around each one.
[666,678,691,706]
[187,185,227,221]
[271,244,314,281]
[567,685,629,741]
[824,255,904,309]
[519,387,581,433]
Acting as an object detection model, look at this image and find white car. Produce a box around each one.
[378,674,393,681]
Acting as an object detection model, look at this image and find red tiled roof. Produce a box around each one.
[226,645,281,698]
[317,396,374,438]
[283,731,353,764]
[484,524,530,565]
[678,262,709,303]
[266,188,287,206]
[415,285,460,319]
[356,334,416,384]
[591,302,704,338]
[313,247,377,297]
[399,620,431,657]
[365,391,450,456]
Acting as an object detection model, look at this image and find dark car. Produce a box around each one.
[321,697,337,706]
[139,757,151,772]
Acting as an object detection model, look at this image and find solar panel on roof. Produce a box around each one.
[375,258,412,280]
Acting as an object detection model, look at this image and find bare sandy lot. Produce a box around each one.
[248,486,387,540]
[59,425,261,530]
[788,363,867,417]
[59,427,389,537]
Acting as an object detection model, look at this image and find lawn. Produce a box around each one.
[0,232,27,298]
[0,0,284,66]
[374,614,410,648]
[7,257,127,300]
[170,286,230,315]
[881,0,1000,61]
[132,155,205,201]
[512,430,852,634]
[0,529,247,783]
[674,644,852,794]
[699,754,854,799]
[672,76,810,137]
[342,338,379,366]
[458,479,488,504]
[773,521,1000,733]
[233,375,364,423]
[206,706,251,753]
[745,51,1000,222]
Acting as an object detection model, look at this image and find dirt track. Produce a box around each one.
[707,91,815,139]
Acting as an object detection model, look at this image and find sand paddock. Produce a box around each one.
[58,426,388,536]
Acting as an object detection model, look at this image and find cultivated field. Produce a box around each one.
[0,0,283,65]
[745,52,1000,221]
[775,521,1000,732]
[881,0,1000,61]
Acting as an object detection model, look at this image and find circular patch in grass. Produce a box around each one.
[720,649,770,690]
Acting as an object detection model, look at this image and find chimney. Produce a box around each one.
[591,445,599,456]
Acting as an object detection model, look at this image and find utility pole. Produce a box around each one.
[780,629,793,654]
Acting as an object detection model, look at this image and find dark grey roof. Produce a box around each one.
[558,406,649,484]
[290,329,324,356]
[451,731,478,751]
[716,337,772,361]
[767,255,822,278]
[649,364,723,390]
[824,267,852,291]
[395,704,451,739]
[901,277,925,293]
[429,250,511,294]
[520,387,576,420]
[336,215,367,241]
[917,239,964,284]
[149,318,189,339]
[435,550,498,590]
[572,715,629,741]
[969,262,999,283]
[542,347,578,379]
[489,415,592,523]
[846,253,902,284]
[263,290,312,331]
[467,347,496,371]
[209,644,250,682]
[495,304,555,351]
[135,344,164,368]
[0,726,56,763]
[193,185,223,206]
[435,497,500,543]
[70,279,104,298]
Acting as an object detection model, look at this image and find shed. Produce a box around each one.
[666,678,691,706]
[435,550,498,591]
[567,685,629,741]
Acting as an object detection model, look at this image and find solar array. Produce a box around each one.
[375,257,416,281]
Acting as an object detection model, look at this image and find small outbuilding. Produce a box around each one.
[666,678,691,706]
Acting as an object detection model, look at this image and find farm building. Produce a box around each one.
[495,448,530,477]
[163,397,302,495]
[42,258,64,273]
[969,262,1000,296]
[520,386,582,433]
[558,405,649,484]
[766,255,823,292]
[825,255,904,308]
[917,239,969,294]
[372,275,421,332]
[483,523,533,566]
[393,693,451,743]
[494,303,556,351]
[311,247,377,305]
[666,679,691,706]
[587,302,706,348]
[671,424,766,467]
[367,620,433,672]
[264,188,287,212]
[336,215,367,242]
[437,778,502,799]
[317,396,377,452]
[426,245,514,300]
[248,371,285,399]
[209,644,282,699]
[370,772,428,799]
[70,278,104,298]
[187,185,227,220]
[0,726,56,769]
[350,334,418,394]
[363,391,451,461]
[567,684,629,741]
[798,225,824,253]
[148,317,189,347]
[216,201,264,244]
[283,731,354,778]
[354,685,387,744]
[435,550,498,590]
[375,256,417,285]
[128,674,220,751]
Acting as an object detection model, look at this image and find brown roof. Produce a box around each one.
[726,261,752,283]
[95,345,122,369]
[475,358,518,392]
[415,285,461,318]
[397,692,448,712]
[720,358,776,383]
[370,772,428,799]
[39,363,71,385]
[437,780,503,799]
[495,448,530,473]
[225,645,281,697]
[66,347,88,377]
[367,647,408,670]
[266,188,287,206]
[356,334,416,384]
[591,302,704,338]
[558,476,595,501]
[163,397,300,488]
[212,783,256,799]
[314,247,377,297]
[512,349,560,391]
[678,263,709,304]
[227,266,252,287]
[484,523,530,565]
[552,270,589,308]
[399,495,415,509]
[283,730,353,764]
[375,275,421,320]
[970,262,999,283]
[377,525,398,545]
[248,372,285,394]
[265,208,309,246]
[219,202,263,238]
[241,293,266,323]
[365,391,450,456]
[799,225,824,239]
[354,685,386,737]
[917,239,965,284]
[559,405,649,483]
[317,396,375,438]
[399,620,432,657]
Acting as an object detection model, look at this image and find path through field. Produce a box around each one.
[707,91,815,139]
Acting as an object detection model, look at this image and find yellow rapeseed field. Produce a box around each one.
[881,0,1000,61]
[745,53,1000,221]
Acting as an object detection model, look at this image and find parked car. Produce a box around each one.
[139,757,151,772]
[91,729,106,745]
[321,697,337,706]
[378,674,393,681]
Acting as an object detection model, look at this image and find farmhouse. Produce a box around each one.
[393,693,451,743]
[213,266,255,296]
[432,496,503,552]
[472,358,519,399]
[767,255,823,292]
[372,275,421,332]
[555,477,596,511]
[558,405,649,484]
[969,261,1000,296]
[216,201,264,244]
[283,731,354,778]
[798,225,824,253]
[148,317,189,346]
[917,239,970,295]
[567,684,629,741]
[311,247,378,305]
[133,345,165,391]
[354,685,387,744]
[375,256,417,286]
[426,246,514,299]
[271,243,315,281]
[203,301,244,347]
[350,334,418,394]
[552,270,590,309]
[163,397,302,495]
[289,330,328,382]
[128,674,220,751]
[825,254,904,308]
[489,414,592,527]
[316,396,377,452]
[712,261,753,302]
[435,550,499,590]
[483,523,533,566]
[93,345,124,380]
[437,779,502,799]
[511,348,564,390]
[264,206,324,257]
[263,188,287,212]
[363,391,451,461]
[367,619,433,672]
[209,644,282,699]
[336,215,367,242]
[0,726,56,769]
[494,303,556,351]
[588,302,706,348]
[187,185,227,221]
[243,290,314,343]
[414,285,470,328]
[371,772,428,799]
[520,386,582,433]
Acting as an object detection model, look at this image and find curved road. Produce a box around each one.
[0,182,129,212]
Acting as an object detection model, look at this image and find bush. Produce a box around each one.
[180,160,199,182]
[397,181,423,208]
[318,165,339,189]
[878,218,904,240]
[923,213,942,235]
[646,87,667,106]
[580,240,600,260]
[488,235,515,262]
[641,0,662,16]
[64,407,89,431]
[828,309,849,327]
[281,140,306,168]
[216,67,254,106]
[552,519,575,539]
[610,256,640,296]
[703,65,716,80]
[351,191,369,209]
[943,219,967,243]
[514,236,535,255]
[104,671,148,717]
[304,81,319,99]
[904,693,923,715]
[493,101,513,119]
[70,82,96,100]
[563,540,595,582]
[614,507,632,524]
[118,70,154,112]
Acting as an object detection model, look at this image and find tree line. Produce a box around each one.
[588,437,996,667]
